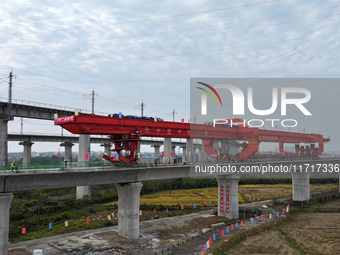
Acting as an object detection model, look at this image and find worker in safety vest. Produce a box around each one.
[11,162,15,171]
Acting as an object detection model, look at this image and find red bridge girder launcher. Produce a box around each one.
[54,114,330,163]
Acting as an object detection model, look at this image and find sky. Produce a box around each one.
[0,0,339,153]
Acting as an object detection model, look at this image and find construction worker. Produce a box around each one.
[11,162,15,171]
[154,157,158,166]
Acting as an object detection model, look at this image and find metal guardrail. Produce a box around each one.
[0,161,116,173]
[0,97,109,116]
[7,132,108,139]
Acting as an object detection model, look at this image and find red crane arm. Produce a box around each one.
[54,114,329,161]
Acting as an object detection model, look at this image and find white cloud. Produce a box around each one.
[1,0,339,152]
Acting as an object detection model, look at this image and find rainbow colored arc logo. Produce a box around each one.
[196,82,223,106]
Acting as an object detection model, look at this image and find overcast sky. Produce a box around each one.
[1,0,339,153]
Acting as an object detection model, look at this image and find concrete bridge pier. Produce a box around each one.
[216,175,240,219]
[163,138,171,164]
[136,141,141,157]
[292,171,311,201]
[181,146,186,163]
[60,142,74,162]
[19,141,34,165]
[0,193,14,255]
[77,134,91,199]
[227,141,239,155]
[116,182,143,239]
[186,139,193,163]
[220,141,227,154]
[151,144,160,159]
[172,145,176,161]
[213,140,220,156]
[197,146,203,162]
[0,118,8,166]
[201,139,209,162]
[100,142,111,157]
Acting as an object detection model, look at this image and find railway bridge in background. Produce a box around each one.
[1,98,238,166]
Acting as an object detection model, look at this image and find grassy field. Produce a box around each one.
[10,183,338,243]
[107,183,337,207]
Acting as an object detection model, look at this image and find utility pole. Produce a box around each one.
[83,89,98,114]
[134,101,147,117]
[167,109,178,122]
[8,71,13,118]
[91,89,98,114]
[172,109,177,122]
[141,101,144,117]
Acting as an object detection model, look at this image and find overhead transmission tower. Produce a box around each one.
[134,101,147,117]
[83,89,98,114]
[2,70,16,120]
[166,109,178,122]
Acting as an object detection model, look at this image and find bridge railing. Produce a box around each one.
[0,161,116,172]
[0,97,109,116]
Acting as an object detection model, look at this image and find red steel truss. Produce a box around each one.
[54,115,330,162]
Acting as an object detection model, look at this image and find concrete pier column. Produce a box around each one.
[201,139,209,162]
[292,171,311,201]
[78,134,90,165]
[101,142,112,157]
[172,145,176,161]
[163,138,171,164]
[181,146,186,163]
[0,193,14,255]
[227,141,240,155]
[19,141,34,165]
[0,118,8,166]
[136,141,141,157]
[197,146,203,162]
[216,175,240,219]
[77,134,91,199]
[220,141,227,154]
[116,182,143,239]
[186,139,193,163]
[213,140,220,156]
[60,142,74,162]
[151,144,160,159]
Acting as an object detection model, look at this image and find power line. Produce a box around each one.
[166,109,178,122]
[47,0,167,14]
[2,12,339,57]
[133,101,147,117]
[83,89,98,114]
[1,5,337,50]
[1,30,338,70]
[3,0,280,37]
[15,79,85,100]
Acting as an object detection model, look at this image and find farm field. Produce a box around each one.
[214,199,340,255]
[134,183,338,206]
[10,183,337,243]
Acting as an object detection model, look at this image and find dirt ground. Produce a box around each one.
[227,230,297,255]
[8,209,233,255]
[283,213,340,254]
[8,195,340,255]
[216,200,340,255]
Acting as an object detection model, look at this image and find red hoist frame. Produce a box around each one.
[102,134,141,163]
[54,115,330,163]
